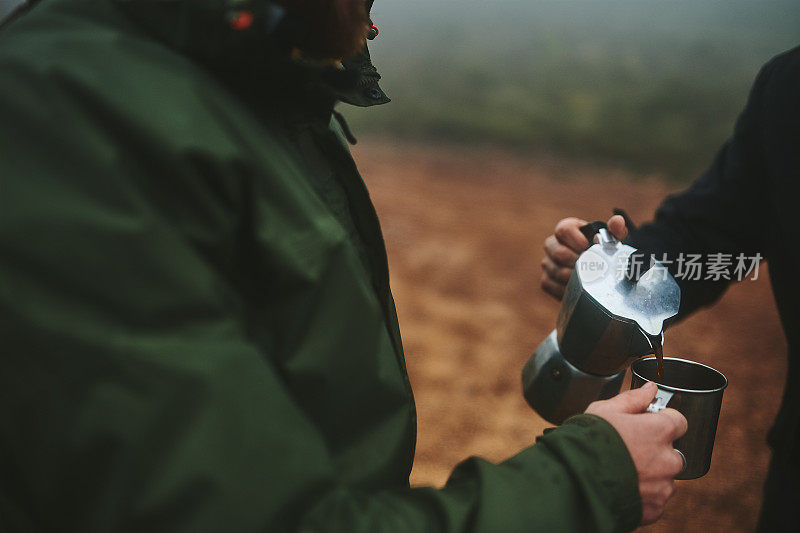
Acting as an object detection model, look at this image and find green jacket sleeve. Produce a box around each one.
[298,416,640,533]
[0,64,640,533]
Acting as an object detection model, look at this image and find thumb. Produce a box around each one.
[607,214,628,241]
[609,382,658,414]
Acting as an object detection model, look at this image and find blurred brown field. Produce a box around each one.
[354,139,787,533]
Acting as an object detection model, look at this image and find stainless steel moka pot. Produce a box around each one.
[523,222,681,424]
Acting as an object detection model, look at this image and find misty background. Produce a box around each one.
[2,0,798,179]
[350,0,800,179]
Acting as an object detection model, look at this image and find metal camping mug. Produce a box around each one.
[630,357,728,480]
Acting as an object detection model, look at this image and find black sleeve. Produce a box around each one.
[625,49,792,319]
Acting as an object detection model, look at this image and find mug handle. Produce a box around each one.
[646,388,673,413]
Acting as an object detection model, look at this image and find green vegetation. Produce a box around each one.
[347,0,800,179]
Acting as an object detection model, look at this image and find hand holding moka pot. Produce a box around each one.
[523,222,681,425]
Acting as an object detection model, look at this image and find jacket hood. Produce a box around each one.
[114,0,389,107]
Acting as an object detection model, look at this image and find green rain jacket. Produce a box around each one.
[0,1,641,531]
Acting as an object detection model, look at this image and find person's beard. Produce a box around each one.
[276,0,368,60]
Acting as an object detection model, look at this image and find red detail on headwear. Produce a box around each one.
[230,11,254,31]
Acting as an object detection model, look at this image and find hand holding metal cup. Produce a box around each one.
[631,357,728,479]
[584,382,687,525]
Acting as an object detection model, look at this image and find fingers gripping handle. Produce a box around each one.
[646,389,686,476]
[579,221,608,243]
[580,209,635,246]
[579,221,619,247]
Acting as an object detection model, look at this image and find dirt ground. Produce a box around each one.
[353,139,787,533]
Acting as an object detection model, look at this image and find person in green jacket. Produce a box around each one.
[0,1,687,531]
